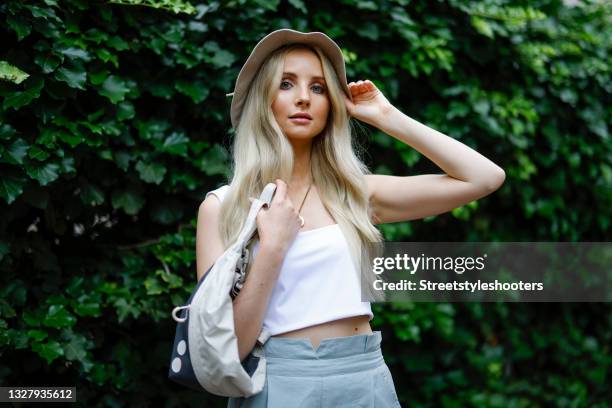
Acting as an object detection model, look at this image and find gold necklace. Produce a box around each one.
[297,183,312,228]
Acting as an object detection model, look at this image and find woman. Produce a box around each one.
[197,29,505,407]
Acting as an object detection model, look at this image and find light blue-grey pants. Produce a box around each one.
[227,331,401,408]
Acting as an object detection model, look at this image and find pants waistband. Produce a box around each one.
[262,331,384,377]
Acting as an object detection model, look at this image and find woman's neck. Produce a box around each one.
[290,141,313,187]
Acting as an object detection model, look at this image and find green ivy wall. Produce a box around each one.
[0,0,610,406]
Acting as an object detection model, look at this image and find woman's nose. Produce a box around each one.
[295,85,310,105]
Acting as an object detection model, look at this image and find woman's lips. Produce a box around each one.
[289,117,312,124]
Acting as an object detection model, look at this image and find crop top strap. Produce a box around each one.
[205,184,230,203]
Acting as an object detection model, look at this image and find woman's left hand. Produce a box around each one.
[343,80,394,127]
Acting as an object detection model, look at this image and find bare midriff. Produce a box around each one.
[271,315,373,351]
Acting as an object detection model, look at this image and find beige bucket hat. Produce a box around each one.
[226,28,353,128]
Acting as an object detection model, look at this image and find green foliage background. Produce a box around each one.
[1,0,610,406]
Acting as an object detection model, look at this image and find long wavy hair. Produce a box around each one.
[218,43,386,302]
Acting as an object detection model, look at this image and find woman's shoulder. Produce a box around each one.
[205,184,230,204]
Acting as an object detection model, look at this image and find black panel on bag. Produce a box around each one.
[168,310,203,391]
[168,261,261,393]
[241,352,260,377]
[168,265,210,391]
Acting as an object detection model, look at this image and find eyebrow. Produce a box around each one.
[282,72,326,82]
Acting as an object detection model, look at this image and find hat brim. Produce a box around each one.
[229,29,352,128]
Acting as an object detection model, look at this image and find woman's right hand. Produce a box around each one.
[253,179,302,255]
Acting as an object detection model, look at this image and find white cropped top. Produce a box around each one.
[205,185,373,336]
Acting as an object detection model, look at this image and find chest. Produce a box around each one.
[288,186,336,231]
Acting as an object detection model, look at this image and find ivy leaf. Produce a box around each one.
[63,334,88,361]
[189,140,209,155]
[99,75,130,103]
[26,5,61,22]
[107,36,130,51]
[43,304,76,329]
[210,49,236,68]
[0,61,30,84]
[203,42,236,68]
[73,300,101,317]
[3,77,44,110]
[198,144,230,176]
[147,37,166,55]
[54,66,87,90]
[6,328,29,349]
[288,0,307,12]
[471,16,495,39]
[176,53,198,69]
[0,327,8,347]
[356,0,378,10]
[188,22,208,32]
[161,132,189,156]
[117,101,135,121]
[22,309,44,327]
[148,80,174,99]
[61,156,76,174]
[34,54,62,74]
[6,15,32,41]
[114,298,140,323]
[473,98,491,116]
[80,183,105,207]
[150,200,183,225]
[0,242,11,263]
[175,80,210,103]
[89,69,109,86]
[83,28,108,45]
[27,329,48,342]
[114,150,133,171]
[588,119,608,139]
[5,138,29,164]
[28,145,50,161]
[25,162,61,186]
[135,160,167,184]
[111,189,145,215]
[0,174,27,204]
[57,47,91,62]
[0,124,18,140]
[158,269,184,288]
[0,300,16,318]
[32,340,64,364]
[56,130,83,148]
[137,119,170,141]
[144,277,165,295]
[96,47,120,66]
[358,22,379,40]
[36,127,57,148]
[447,101,470,120]
[251,0,279,11]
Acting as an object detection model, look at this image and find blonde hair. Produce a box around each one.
[218,43,386,302]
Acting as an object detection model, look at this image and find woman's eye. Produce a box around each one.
[280,80,326,93]
[312,84,326,94]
